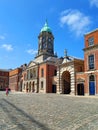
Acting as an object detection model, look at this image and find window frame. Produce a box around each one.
[88,54,95,70]
[88,37,94,46]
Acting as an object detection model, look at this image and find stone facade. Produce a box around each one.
[56,56,84,95]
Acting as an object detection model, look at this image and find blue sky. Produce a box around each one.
[0,0,98,69]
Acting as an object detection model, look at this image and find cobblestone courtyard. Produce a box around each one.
[0,92,98,130]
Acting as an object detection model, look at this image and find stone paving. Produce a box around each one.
[0,92,98,130]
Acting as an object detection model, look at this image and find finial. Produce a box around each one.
[64,49,67,57]
[45,19,48,26]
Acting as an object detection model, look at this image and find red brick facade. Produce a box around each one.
[76,29,98,95]
[9,68,22,91]
[39,63,57,93]
[0,69,9,90]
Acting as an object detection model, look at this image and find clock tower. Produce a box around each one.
[35,20,57,62]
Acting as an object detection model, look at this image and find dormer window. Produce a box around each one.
[88,37,94,46]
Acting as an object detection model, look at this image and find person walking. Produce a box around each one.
[6,87,9,96]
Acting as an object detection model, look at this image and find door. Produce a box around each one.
[89,82,95,95]
[52,85,56,93]
[77,84,84,95]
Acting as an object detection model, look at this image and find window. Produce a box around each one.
[88,55,94,70]
[41,81,44,89]
[41,68,44,77]
[88,37,94,46]
[89,75,95,81]
[33,69,36,78]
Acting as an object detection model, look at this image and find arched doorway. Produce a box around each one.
[89,75,95,95]
[62,71,71,94]
[77,83,84,95]
[32,81,35,92]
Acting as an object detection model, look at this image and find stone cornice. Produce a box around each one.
[83,44,98,52]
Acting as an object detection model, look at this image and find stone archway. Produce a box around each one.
[61,71,71,94]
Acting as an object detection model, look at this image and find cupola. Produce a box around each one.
[40,20,52,33]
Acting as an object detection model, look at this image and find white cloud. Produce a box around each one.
[59,9,91,36]
[90,0,98,7]
[1,44,13,51]
[27,49,37,55]
[0,35,5,40]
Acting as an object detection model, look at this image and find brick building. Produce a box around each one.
[76,29,98,95]
[8,21,98,96]
[9,64,27,91]
[0,69,9,90]
[9,68,22,91]
[22,21,84,95]
[22,21,59,93]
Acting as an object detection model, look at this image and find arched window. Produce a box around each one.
[89,75,95,81]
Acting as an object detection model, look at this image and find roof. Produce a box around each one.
[62,56,83,64]
[40,20,52,33]
[84,28,98,36]
[0,69,10,72]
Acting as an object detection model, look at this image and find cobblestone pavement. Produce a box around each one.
[0,92,98,130]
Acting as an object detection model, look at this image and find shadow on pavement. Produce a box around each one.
[1,98,51,130]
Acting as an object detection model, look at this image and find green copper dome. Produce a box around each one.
[41,20,52,33]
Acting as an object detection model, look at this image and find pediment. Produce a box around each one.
[27,61,37,68]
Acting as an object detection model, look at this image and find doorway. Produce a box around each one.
[62,71,71,94]
[52,85,56,93]
[77,83,84,95]
[89,75,95,95]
